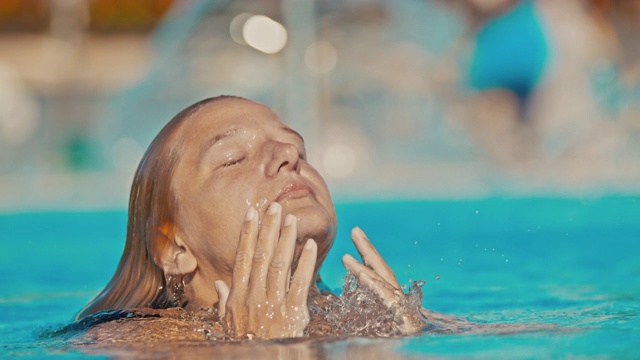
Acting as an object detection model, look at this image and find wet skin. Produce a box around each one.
[156,98,421,338]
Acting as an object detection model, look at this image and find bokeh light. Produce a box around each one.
[304,41,338,75]
[229,12,253,45]
[322,143,357,178]
[242,15,287,54]
[0,64,38,147]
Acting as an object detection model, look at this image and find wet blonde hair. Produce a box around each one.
[76,95,240,320]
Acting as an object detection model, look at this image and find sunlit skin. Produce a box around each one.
[155,98,420,338]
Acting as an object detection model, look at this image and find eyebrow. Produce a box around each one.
[204,126,305,154]
[206,128,241,149]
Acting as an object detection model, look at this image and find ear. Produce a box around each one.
[153,223,197,276]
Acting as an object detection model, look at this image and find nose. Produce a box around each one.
[265,142,301,177]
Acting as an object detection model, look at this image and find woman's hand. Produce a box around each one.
[342,227,425,335]
[214,202,318,339]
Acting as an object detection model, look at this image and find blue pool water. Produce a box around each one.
[1,197,639,358]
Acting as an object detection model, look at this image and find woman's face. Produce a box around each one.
[169,98,336,286]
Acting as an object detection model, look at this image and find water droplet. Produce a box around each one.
[475,210,479,214]
[407,263,411,268]
[435,274,440,280]
[414,240,418,245]
[505,259,509,263]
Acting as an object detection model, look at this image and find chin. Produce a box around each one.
[283,199,336,244]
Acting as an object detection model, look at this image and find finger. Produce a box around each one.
[351,227,401,289]
[248,202,282,298]
[342,254,402,307]
[286,239,317,307]
[267,214,297,303]
[229,206,259,298]
[342,253,383,282]
[214,280,230,318]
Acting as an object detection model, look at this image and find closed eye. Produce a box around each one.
[223,157,245,168]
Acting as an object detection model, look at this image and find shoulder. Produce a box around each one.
[72,308,220,343]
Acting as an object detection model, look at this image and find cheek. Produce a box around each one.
[177,182,246,258]
[306,167,334,210]
[216,170,270,213]
[182,203,244,272]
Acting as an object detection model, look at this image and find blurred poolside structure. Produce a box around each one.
[1,0,640,211]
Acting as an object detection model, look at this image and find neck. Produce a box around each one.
[183,268,228,311]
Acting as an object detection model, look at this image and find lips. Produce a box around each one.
[276,181,313,202]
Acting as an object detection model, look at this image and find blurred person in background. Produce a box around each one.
[450,0,639,176]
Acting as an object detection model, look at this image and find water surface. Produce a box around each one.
[2,197,638,358]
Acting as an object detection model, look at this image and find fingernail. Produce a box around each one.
[304,238,316,250]
[214,280,222,293]
[267,202,280,215]
[245,206,257,221]
[345,254,361,266]
[284,214,296,227]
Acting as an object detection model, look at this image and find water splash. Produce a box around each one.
[159,273,430,339]
[308,273,428,337]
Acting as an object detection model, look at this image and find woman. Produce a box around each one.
[75,96,430,341]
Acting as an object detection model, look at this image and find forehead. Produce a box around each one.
[182,98,283,136]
